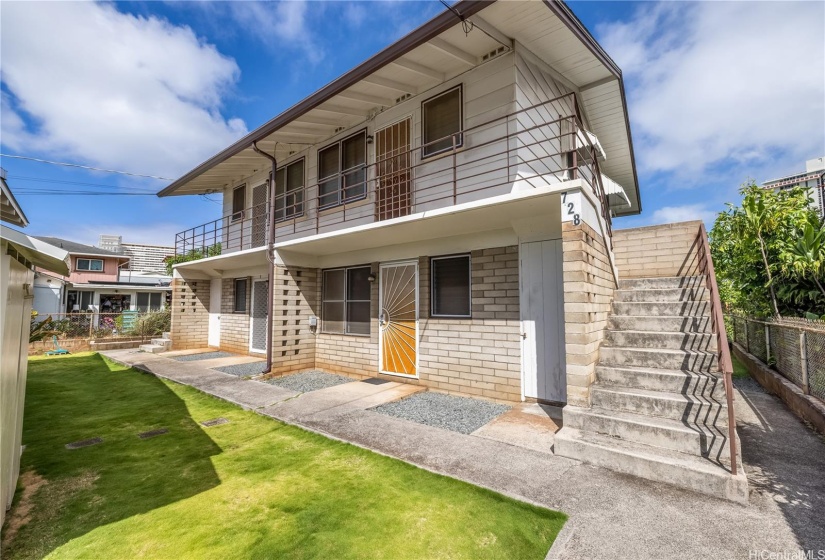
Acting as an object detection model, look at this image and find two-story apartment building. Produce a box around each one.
[162,0,638,406]
[32,237,170,316]
[159,0,745,501]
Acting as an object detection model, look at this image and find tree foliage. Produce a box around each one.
[164,243,221,275]
[710,182,824,318]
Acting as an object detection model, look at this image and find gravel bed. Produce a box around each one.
[214,361,269,377]
[371,392,511,435]
[266,370,353,393]
[172,351,233,362]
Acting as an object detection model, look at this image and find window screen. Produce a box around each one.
[431,255,471,317]
[232,185,246,222]
[422,86,463,158]
[234,278,248,313]
[322,266,371,335]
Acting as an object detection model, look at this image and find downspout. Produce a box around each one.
[252,141,277,374]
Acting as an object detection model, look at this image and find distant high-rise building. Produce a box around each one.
[98,234,173,273]
[762,157,825,218]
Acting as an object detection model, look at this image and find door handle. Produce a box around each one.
[521,333,527,339]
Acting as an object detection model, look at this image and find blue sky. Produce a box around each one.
[1,0,823,246]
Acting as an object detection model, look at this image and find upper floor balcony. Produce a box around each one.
[173,93,626,262]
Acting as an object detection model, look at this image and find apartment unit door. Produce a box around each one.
[249,280,268,353]
[375,118,411,221]
[378,261,418,377]
[520,239,566,403]
[208,279,221,348]
[251,182,268,248]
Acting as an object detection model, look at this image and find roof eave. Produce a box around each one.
[157,0,493,198]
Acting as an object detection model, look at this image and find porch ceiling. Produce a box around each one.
[158,0,639,215]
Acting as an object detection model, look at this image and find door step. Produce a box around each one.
[139,344,167,354]
[554,428,748,503]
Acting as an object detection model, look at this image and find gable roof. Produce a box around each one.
[156,0,640,214]
[33,236,127,259]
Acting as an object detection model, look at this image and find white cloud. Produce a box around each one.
[649,204,717,226]
[0,2,247,179]
[597,1,825,179]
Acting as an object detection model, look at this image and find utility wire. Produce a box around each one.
[0,153,173,180]
[8,175,157,192]
[15,191,156,196]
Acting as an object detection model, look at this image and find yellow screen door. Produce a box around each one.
[379,261,418,377]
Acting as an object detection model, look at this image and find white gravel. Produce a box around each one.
[266,370,353,393]
[214,362,268,377]
[173,351,233,362]
[371,391,511,434]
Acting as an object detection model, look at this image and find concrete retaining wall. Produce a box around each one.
[733,342,825,436]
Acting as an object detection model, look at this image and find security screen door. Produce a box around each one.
[379,261,418,376]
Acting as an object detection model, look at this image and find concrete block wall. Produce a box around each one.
[314,263,380,378]
[270,266,319,375]
[562,222,617,406]
[613,221,702,278]
[417,247,522,403]
[219,278,250,354]
[170,278,210,350]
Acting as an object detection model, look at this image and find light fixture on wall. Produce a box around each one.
[368,273,376,283]
[366,135,374,145]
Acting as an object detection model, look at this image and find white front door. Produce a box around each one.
[208,279,221,347]
[249,280,268,353]
[520,239,566,403]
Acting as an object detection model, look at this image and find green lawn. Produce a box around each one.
[2,353,565,560]
[732,354,750,378]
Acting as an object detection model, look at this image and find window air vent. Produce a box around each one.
[482,46,507,62]
[395,93,412,104]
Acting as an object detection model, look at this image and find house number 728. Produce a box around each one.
[561,191,581,226]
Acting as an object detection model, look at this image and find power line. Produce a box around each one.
[8,175,157,193]
[0,153,173,180]
[15,190,156,196]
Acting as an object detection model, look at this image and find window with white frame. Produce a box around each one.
[274,158,305,221]
[318,130,367,209]
[322,266,371,335]
[430,254,471,318]
[76,258,104,272]
[422,85,463,158]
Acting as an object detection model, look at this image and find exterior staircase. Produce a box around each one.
[139,331,172,354]
[555,276,749,503]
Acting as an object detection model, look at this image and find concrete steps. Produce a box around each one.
[595,365,724,398]
[608,315,711,333]
[599,346,718,371]
[591,385,728,424]
[614,287,709,303]
[618,276,705,290]
[612,301,711,317]
[606,330,717,351]
[140,332,172,354]
[555,273,746,502]
[554,428,748,503]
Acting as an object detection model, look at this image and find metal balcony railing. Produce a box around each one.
[174,92,614,260]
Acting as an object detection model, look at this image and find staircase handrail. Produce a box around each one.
[696,222,738,476]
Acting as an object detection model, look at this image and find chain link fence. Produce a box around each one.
[732,316,825,402]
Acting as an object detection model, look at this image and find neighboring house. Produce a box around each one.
[762,156,825,218]
[1,173,70,526]
[31,237,171,315]
[158,1,743,500]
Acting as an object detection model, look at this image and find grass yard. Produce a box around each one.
[2,354,565,560]
[732,354,750,378]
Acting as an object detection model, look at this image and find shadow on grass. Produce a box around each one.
[2,353,222,559]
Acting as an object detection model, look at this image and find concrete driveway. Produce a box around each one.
[102,349,825,559]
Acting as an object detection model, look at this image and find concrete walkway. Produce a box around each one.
[102,349,825,559]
